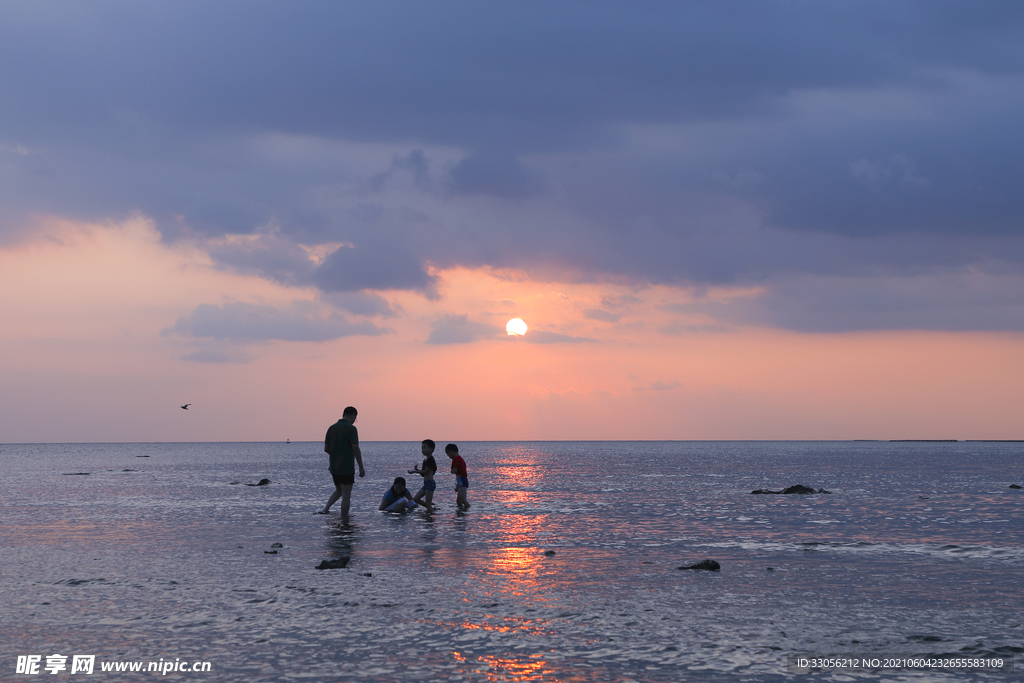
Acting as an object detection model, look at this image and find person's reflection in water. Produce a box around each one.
[324,518,359,562]
[442,512,472,570]
[448,510,470,541]
[418,509,439,561]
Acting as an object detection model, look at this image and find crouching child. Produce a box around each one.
[379,477,418,512]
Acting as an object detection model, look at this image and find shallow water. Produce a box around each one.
[2,441,1022,681]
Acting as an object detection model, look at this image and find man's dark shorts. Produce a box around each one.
[332,473,355,488]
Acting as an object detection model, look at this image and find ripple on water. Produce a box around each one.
[2,441,1022,681]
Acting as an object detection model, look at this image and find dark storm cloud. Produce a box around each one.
[5,2,1021,149]
[370,150,432,193]
[447,153,544,199]
[686,274,1024,333]
[312,243,438,295]
[3,1,1024,330]
[163,301,389,343]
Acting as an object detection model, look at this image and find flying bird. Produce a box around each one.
[181,404,191,410]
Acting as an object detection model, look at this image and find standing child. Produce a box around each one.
[445,443,470,510]
[408,439,438,511]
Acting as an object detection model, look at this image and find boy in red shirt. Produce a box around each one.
[446,443,470,510]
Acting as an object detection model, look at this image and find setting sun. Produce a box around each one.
[505,318,528,336]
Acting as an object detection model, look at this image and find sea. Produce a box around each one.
[1,441,1021,682]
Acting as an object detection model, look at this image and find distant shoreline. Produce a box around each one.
[2,438,1022,445]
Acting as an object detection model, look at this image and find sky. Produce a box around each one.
[2,1,1023,442]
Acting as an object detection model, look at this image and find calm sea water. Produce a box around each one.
[1,441,1022,682]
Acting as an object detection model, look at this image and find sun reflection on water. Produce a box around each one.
[453,651,559,682]
[437,616,548,636]
[491,546,543,575]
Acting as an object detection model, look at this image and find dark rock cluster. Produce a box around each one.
[316,557,350,570]
[751,485,831,495]
[678,559,721,572]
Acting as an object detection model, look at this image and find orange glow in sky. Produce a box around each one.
[1,217,1022,442]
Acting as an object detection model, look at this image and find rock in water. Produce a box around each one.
[782,484,827,494]
[751,485,831,494]
[678,559,721,572]
[271,543,283,548]
[1010,484,1022,489]
[315,557,350,570]
[246,478,271,487]
[544,550,556,556]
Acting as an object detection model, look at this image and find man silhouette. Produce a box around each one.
[318,406,365,515]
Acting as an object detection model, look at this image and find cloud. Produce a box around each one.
[321,291,399,318]
[601,294,644,309]
[204,231,317,287]
[447,152,544,199]
[3,3,1024,331]
[658,321,732,335]
[685,272,1024,332]
[525,330,597,344]
[179,346,256,364]
[633,380,682,392]
[163,301,390,343]
[850,155,929,188]
[582,308,623,323]
[425,314,501,344]
[370,149,433,193]
[312,244,438,295]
